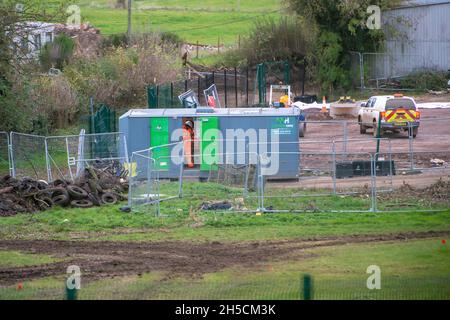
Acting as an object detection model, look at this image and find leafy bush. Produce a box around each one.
[399,71,449,91]
[39,35,75,71]
[219,16,313,68]
[65,34,182,107]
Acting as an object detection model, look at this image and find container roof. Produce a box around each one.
[120,108,301,119]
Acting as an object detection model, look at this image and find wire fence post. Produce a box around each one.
[408,122,414,170]
[302,274,313,300]
[224,69,227,108]
[246,67,249,106]
[44,138,52,182]
[234,67,238,107]
[371,153,377,212]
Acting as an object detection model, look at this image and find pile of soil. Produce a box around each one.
[381,179,450,204]
[0,164,128,217]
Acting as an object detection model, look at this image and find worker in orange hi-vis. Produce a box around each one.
[182,120,195,168]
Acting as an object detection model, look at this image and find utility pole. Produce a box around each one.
[127,0,132,41]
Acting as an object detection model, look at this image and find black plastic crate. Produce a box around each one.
[375,160,396,176]
[336,162,354,179]
[351,160,395,176]
[352,161,371,176]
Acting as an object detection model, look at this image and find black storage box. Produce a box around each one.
[375,160,396,176]
[352,161,371,176]
[294,95,318,104]
[336,162,354,179]
[351,160,395,176]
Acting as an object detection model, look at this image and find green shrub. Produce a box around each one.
[218,16,313,68]
[399,71,449,91]
[39,35,75,71]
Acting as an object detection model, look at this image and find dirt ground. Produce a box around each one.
[289,108,450,190]
[0,231,448,286]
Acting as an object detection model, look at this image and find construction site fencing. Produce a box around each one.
[128,140,263,215]
[0,132,10,176]
[1,274,447,300]
[350,51,433,90]
[45,132,128,182]
[260,151,377,213]
[8,132,128,183]
[10,132,48,180]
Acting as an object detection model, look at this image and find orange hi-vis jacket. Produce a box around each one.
[182,125,195,168]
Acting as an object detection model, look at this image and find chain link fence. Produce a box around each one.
[350,52,433,90]
[8,132,128,183]
[0,132,10,176]
[1,275,448,300]
[10,132,48,180]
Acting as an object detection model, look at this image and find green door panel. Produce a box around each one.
[150,117,169,170]
[199,117,219,171]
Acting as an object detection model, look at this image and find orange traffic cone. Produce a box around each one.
[321,96,328,113]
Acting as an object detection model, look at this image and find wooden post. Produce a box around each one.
[234,67,238,107]
[246,67,249,106]
[127,0,132,41]
[196,40,199,59]
[224,69,227,108]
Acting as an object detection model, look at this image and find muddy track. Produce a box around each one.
[0,230,449,285]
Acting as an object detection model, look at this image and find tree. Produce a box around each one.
[285,0,402,92]
[39,34,75,70]
[0,0,69,132]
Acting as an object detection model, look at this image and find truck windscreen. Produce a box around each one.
[385,99,416,110]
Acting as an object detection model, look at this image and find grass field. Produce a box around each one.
[0,182,449,300]
[73,0,282,44]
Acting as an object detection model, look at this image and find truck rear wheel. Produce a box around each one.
[373,120,383,138]
[412,127,418,138]
[359,117,366,134]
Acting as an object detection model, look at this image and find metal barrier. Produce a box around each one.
[0,132,11,176]
[9,132,128,182]
[260,151,376,213]
[10,132,47,180]
[128,139,262,215]
[45,132,128,182]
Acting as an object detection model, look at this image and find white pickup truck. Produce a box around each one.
[358,94,421,138]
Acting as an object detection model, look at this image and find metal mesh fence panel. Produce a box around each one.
[1,274,447,300]
[45,132,128,182]
[0,132,10,176]
[10,133,47,180]
[128,141,261,214]
[128,145,183,215]
[261,151,375,213]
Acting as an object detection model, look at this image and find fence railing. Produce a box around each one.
[128,134,450,215]
[350,51,433,90]
[7,132,128,183]
[0,132,11,176]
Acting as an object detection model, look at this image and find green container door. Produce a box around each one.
[150,117,170,170]
[199,117,219,171]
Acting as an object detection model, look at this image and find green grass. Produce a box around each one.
[0,251,64,268]
[0,182,449,242]
[73,0,281,44]
[1,238,448,299]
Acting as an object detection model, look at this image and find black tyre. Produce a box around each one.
[67,185,88,200]
[88,193,102,206]
[70,199,94,208]
[299,122,306,137]
[359,117,366,134]
[37,196,53,210]
[412,127,418,138]
[373,121,383,138]
[101,192,118,205]
[52,194,70,207]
